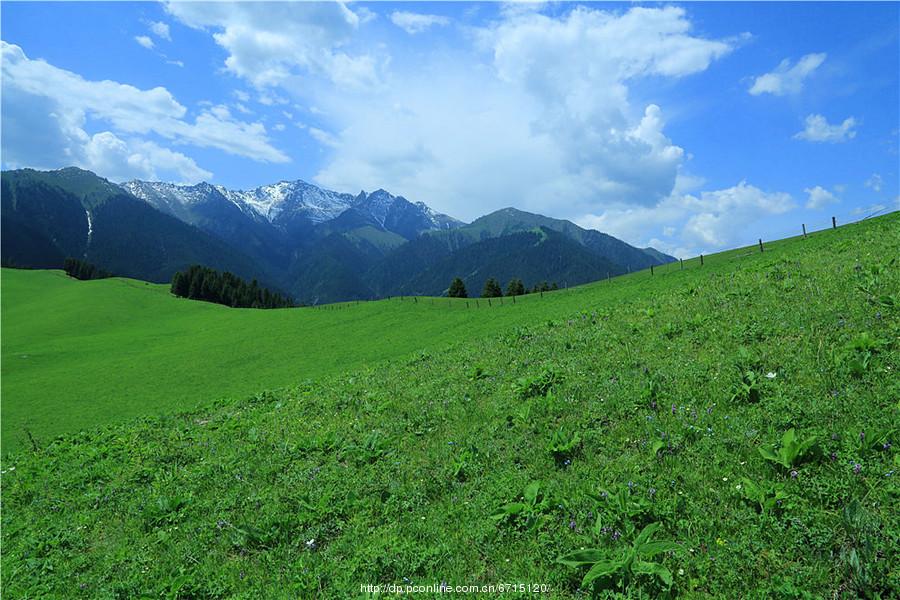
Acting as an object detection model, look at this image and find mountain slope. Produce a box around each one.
[396,227,620,295]
[2,168,269,285]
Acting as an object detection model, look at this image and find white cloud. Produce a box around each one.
[579,181,795,256]
[794,114,857,143]
[749,53,825,96]
[135,35,154,50]
[1,41,288,165]
[865,173,883,192]
[165,1,378,89]
[804,186,839,209]
[390,11,450,34]
[312,6,734,220]
[149,21,171,41]
[308,127,339,148]
[82,132,211,183]
[273,123,286,132]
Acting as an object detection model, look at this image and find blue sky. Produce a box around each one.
[2,1,897,257]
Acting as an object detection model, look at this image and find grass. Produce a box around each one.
[1,212,898,598]
[0,223,853,453]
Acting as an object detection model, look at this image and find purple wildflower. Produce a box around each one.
[671,404,677,415]
[860,431,865,442]
[790,470,798,479]
[853,463,862,474]
[611,530,622,541]
[830,452,838,462]
[649,487,657,498]
[883,442,891,451]
[569,519,577,530]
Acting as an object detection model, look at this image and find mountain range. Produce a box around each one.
[2,167,674,303]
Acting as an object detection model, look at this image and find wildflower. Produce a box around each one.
[611,530,622,541]
[671,404,677,415]
[569,519,577,530]
[853,463,862,474]
[766,372,777,379]
[627,481,635,490]
[648,487,657,498]
[882,442,891,451]
[790,470,798,479]
[305,538,317,550]
[706,406,713,415]
[830,452,838,461]
[860,431,865,442]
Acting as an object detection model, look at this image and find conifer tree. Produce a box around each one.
[481,277,503,298]
[448,277,468,298]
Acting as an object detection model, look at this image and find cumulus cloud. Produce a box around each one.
[164,1,378,89]
[749,53,825,96]
[135,35,154,50]
[149,21,171,41]
[313,5,734,220]
[390,11,450,34]
[794,114,857,143]
[81,132,212,183]
[804,186,839,209]
[579,181,795,257]
[1,41,287,165]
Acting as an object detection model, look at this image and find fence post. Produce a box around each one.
[680,258,684,270]
[540,290,543,298]
[651,265,654,275]
[488,298,492,307]
[466,301,469,309]
[758,239,764,253]
[802,224,807,239]
[607,272,611,282]
[832,216,837,229]
[700,254,704,266]
[476,299,479,308]
[512,295,515,304]
[414,297,417,303]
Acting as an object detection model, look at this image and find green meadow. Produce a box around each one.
[2,213,898,598]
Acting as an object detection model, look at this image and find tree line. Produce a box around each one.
[447,277,559,299]
[171,265,293,309]
[64,257,112,281]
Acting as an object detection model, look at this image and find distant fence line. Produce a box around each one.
[307,213,877,311]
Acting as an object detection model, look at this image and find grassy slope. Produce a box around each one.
[2,214,898,598]
[2,267,624,452]
[1,229,797,452]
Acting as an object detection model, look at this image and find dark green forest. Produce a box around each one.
[171,265,293,309]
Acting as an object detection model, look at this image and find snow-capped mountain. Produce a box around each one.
[217,180,356,225]
[121,178,461,239]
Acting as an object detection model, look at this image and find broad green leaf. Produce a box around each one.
[557,549,606,567]
[524,481,540,504]
[633,522,660,548]
[581,559,623,587]
[651,440,665,456]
